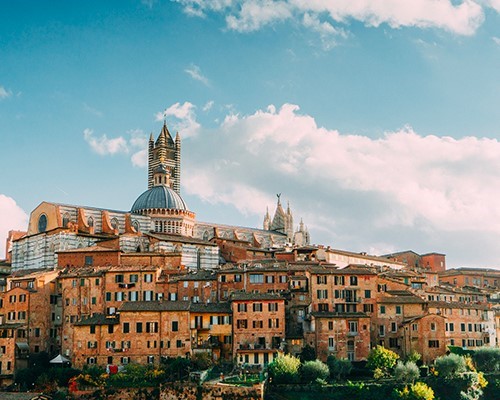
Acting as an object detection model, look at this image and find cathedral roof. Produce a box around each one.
[131,185,188,213]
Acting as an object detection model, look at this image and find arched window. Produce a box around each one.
[87,216,94,228]
[38,214,48,233]
[132,220,140,232]
[62,213,70,228]
[111,218,119,230]
[203,231,209,241]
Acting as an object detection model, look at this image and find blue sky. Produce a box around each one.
[1,0,500,268]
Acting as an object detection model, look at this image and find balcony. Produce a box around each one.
[347,331,359,337]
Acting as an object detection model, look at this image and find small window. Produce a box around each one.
[172,321,178,331]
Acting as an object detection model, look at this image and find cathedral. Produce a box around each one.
[10,121,309,272]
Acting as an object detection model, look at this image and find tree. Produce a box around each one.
[367,345,399,379]
[472,347,500,373]
[268,354,301,384]
[300,345,316,362]
[394,361,420,384]
[326,356,352,381]
[434,353,466,379]
[300,359,329,383]
[406,350,422,364]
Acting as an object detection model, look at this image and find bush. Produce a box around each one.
[434,353,466,379]
[268,354,301,384]
[300,359,329,383]
[472,347,500,373]
[300,345,317,362]
[326,356,352,381]
[406,351,422,365]
[191,352,213,370]
[394,361,420,384]
[367,345,399,379]
[395,382,435,400]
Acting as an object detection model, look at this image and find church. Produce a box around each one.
[10,121,310,272]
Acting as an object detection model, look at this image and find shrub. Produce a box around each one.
[300,345,317,362]
[191,352,213,370]
[268,354,301,384]
[326,356,352,381]
[472,347,500,373]
[394,361,420,384]
[367,345,399,379]
[406,351,422,364]
[300,359,329,383]
[434,353,467,379]
[395,382,434,400]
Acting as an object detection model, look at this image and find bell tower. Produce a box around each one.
[147,120,181,194]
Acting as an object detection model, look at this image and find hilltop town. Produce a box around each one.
[1,122,499,388]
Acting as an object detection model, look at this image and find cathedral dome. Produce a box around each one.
[131,186,188,213]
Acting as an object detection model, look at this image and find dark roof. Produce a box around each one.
[74,314,119,326]
[311,311,369,319]
[230,292,285,302]
[190,302,231,313]
[170,270,217,282]
[119,300,190,312]
[146,232,216,246]
[427,301,490,310]
[308,265,376,275]
[131,185,188,212]
[380,292,426,304]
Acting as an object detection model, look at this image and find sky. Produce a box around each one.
[1,0,500,269]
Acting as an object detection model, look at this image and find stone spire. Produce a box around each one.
[263,207,271,230]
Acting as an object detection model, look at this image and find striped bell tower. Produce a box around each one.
[147,120,181,194]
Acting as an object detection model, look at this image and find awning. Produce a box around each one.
[50,354,71,364]
[16,342,29,351]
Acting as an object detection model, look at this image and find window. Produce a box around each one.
[144,274,153,283]
[365,290,371,299]
[19,294,26,302]
[136,322,143,333]
[317,289,328,299]
[412,323,418,331]
[237,303,247,312]
[250,274,264,284]
[268,318,279,328]
[234,274,242,282]
[105,292,112,301]
[430,322,436,331]
[348,321,358,334]
[317,275,327,284]
[350,276,358,285]
[389,338,399,348]
[108,325,114,334]
[123,323,130,333]
[334,276,345,285]
[85,256,93,266]
[391,322,397,332]
[328,321,334,330]
[237,320,248,329]
[146,322,159,333]
[328,337,335,350]
[129,291,139,301]
[87,357,96,365]
[461,323,466,332]
[268,303,278,312]
[176,340,182,348]
[90,325,96,334]
[396,306,402,315]
[379,325,385,337]
[266,275,275,284]
[121,356,130,365]
[172,321,178,332]
[183,281,188,288]
[253,303,263,312]
[220,275,226,283]
[143,291,154,301]
[34,328,40,337]
[363,304,374,313]
[428,340,440,348]
[91,297,97,305]
[279,275,287,283]
[115,274,124,283]
[380,305,386,314]
[129,274,138,283]
[147,355,154,364]
[318,303,329,312]
[115,292,124,301]
[253,320,263,328]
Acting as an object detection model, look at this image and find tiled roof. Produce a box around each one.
[230,292,285,302]
[147,232,216,246]
[190,302,231,313]
[311,311,369,319]
[380,292,426,304]
[170,270,217,281]
[119,300,190,312]
[74,314,119,326]
[427,301,489,310]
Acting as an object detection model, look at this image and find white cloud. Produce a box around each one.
[156,102,200,138]
[203,100,214,112]
[0,195,28,259]
[83,102,103,117]
[83,129,129,155]
[176,0,487,37]
[183,103,500,266]
[83,128,148,166]
[185,64,210,86]
[493,36,500,46]
[0,86,12,100]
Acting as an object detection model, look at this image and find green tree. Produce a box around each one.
[326,356,352,381]
[300,345,316,362]
[434,353,466,379]
[268,354,301,384]
[367,345,399,379]
[300,359,329,383]
[406,350,422,364]
[472,347,500,373]
[394,361,420,384]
